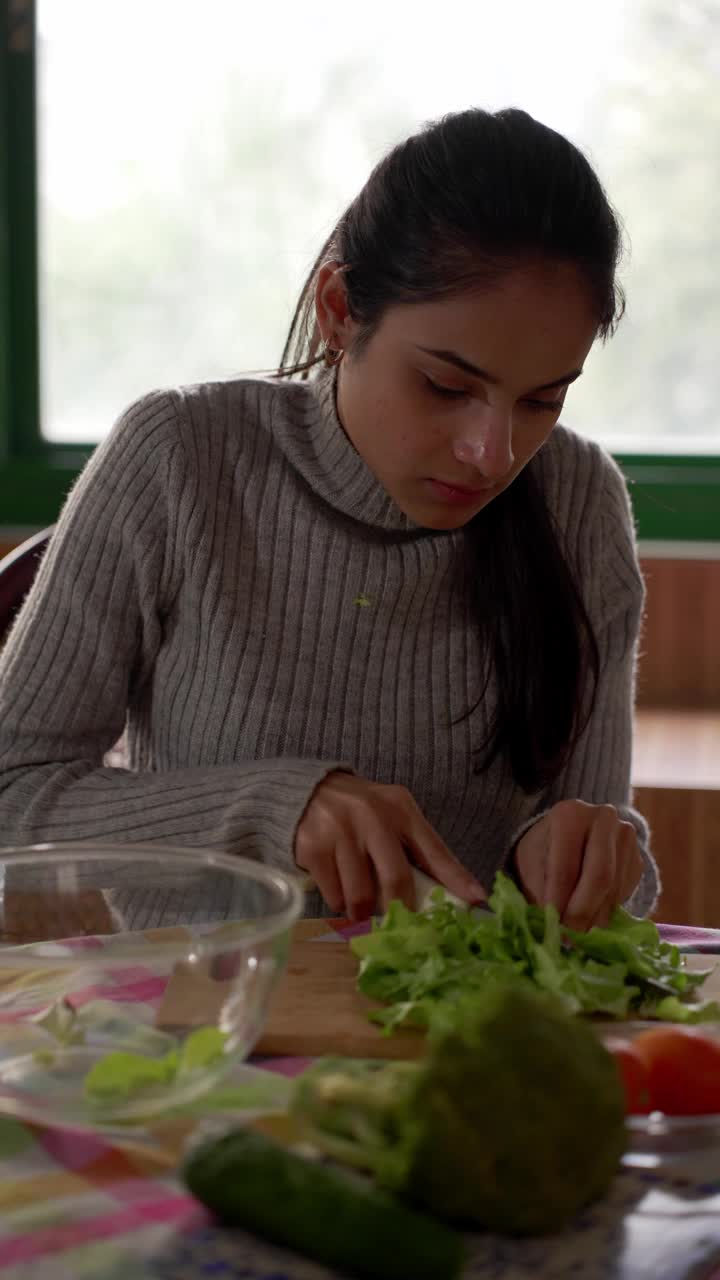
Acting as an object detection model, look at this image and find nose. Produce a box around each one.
[452,407,515,480]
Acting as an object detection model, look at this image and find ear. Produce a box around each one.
[314,261,358,349]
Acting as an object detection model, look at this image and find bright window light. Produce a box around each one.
[37,0,719,453]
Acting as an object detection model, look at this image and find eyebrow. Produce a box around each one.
[416,346,584,393]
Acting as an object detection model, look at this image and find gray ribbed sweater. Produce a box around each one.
[0,372,658,916]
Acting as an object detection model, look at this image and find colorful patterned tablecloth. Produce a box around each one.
[1,918,720,1280]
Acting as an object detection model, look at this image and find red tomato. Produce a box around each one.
[606,1037,652,1115]
[632,1026,720,1116]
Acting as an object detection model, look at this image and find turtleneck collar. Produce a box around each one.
[272,366,426,534]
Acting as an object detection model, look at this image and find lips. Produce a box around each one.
[428,478,492,501]
[433,479,485,497]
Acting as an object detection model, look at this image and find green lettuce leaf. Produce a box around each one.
[84,1026,228,1103]
[350,871,719,1034]
[32,999,83,1046]
[177,1027,227,1074]
[84,1050,177,1100]
[636,995,720,1024]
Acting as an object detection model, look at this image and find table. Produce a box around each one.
[1,917,720,1280]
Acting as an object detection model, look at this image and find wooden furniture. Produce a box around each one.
[633,707,720,927]
[0,526,54,646]
[633,553,720,927]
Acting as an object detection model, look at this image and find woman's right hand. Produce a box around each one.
[294,771,487,920]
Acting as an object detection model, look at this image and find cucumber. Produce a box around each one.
[183,1127,465,1280]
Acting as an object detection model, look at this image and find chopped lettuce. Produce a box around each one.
[351,872,720,1033]
[84,1026,227,1103]
[32,998,176,1057]
[636,994,720,1024]
[84,1050,178,1100]
[172,1071,293,1118]
[177,1027,227,1074]
[32,999,84,1046]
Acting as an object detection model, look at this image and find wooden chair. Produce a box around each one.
[0,527,55,648]
[0,523,129,770]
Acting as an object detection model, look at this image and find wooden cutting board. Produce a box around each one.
[253,931,720,1059]
[155,920,426,1060]
[156,921,720,1061]
[254,931,425,1060]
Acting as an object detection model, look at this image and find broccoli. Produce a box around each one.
[290,983,626,1235]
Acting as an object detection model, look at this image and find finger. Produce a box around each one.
[578,822,641,930]
[303,853,345,916]
[617,822,644,903]
[365,831,416,913]
[585,898,616,930]
[336,841,377,921]
[543,802,593,915]
[513,823,551,907]
[562,809,618,932]
[404,812,486,905]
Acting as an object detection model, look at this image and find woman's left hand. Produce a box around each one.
[511,799,644,931]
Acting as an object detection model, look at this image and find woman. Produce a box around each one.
[0,107,657,928]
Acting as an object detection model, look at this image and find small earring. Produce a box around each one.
[323,340,344,367]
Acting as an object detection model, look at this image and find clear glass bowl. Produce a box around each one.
[598,1019,720,1167]
[0,842,302,1131]
[624,1111,720,1166]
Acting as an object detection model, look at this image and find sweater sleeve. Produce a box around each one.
[507,438,660,918]
[0,391,346,874]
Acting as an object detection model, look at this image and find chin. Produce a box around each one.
[413,508,482,531]
[411,495,498,530]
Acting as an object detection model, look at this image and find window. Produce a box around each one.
[2,0,719,536]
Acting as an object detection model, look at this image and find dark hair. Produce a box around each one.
[279,107,625,791]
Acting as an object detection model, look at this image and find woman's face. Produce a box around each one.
[318,261,599,530]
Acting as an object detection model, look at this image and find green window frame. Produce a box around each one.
[2,1,719,538]
[1,0,92,529]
